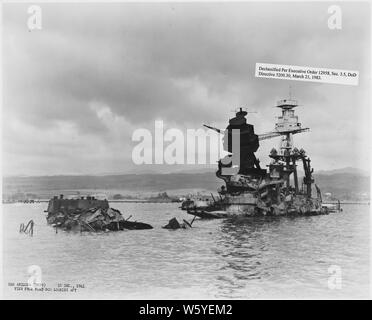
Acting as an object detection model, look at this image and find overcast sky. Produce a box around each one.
[2,2,370,176]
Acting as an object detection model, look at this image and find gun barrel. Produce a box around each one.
[203,124,223,134]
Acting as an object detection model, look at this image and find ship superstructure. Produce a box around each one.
[188,98,328,217]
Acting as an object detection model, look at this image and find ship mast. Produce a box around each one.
[269,98,314,197]
[275,99,299,154]
[275,99,300,189]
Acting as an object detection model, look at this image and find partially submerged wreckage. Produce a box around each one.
[162,216,197,229]
[187,98,334,218]
[46,195,153,231]
[46,195,195,232]
[44,97,335,232]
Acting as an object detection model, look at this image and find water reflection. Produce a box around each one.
[211,217,281,297]
[2,203,370,299]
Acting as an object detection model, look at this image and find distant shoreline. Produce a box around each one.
[2,200,370,205]
[3,170,370,204]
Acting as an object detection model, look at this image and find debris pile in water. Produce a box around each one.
[162,217,194,229]
[46,195,153,231]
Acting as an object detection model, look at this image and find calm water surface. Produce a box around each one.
[2,203,370,299]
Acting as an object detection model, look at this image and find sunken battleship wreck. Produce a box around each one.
[187,98,329,218]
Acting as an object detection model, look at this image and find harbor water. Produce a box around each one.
[2,202,370,299]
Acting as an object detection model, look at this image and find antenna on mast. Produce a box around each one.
[230,107,257,114]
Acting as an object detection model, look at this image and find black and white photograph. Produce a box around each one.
[1,0,371,302]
